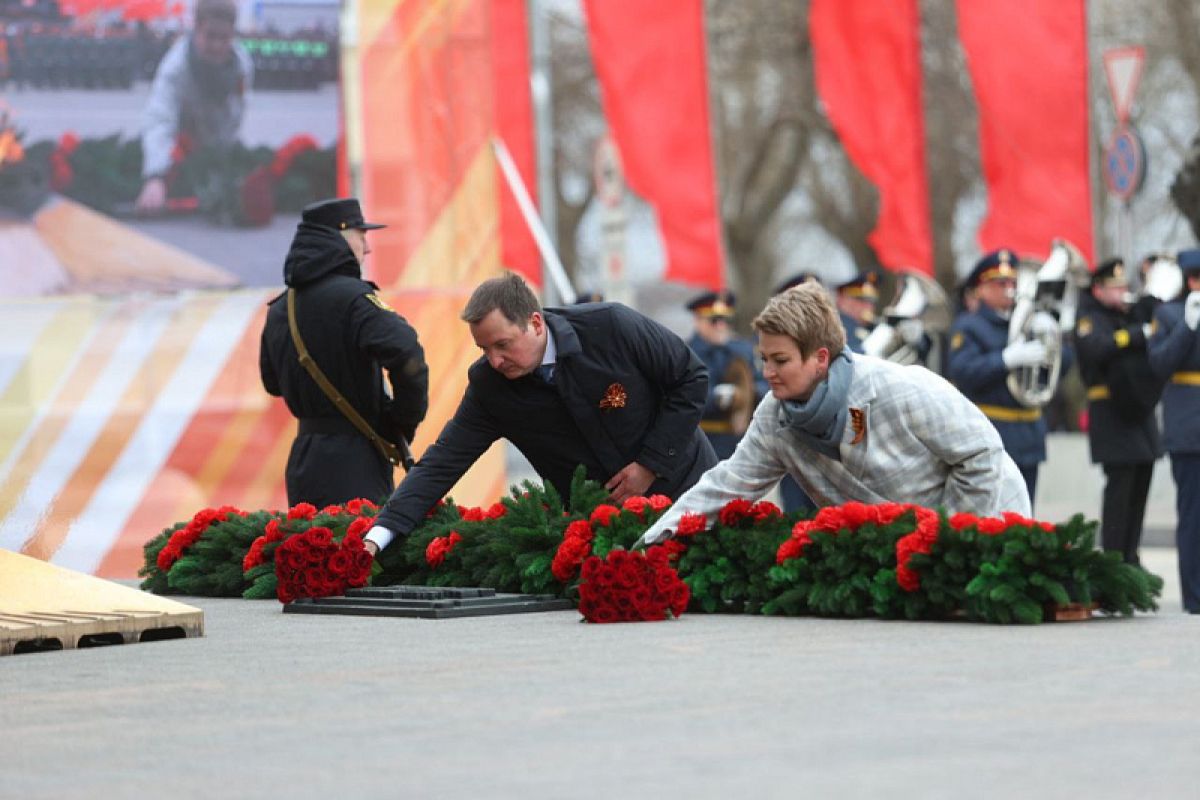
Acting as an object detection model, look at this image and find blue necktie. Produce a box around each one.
[535,363,555,384]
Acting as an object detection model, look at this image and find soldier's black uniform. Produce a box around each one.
[260,199,428,508]
[1074,259,1161,566]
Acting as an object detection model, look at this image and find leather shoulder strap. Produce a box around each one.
[286,289,413,469]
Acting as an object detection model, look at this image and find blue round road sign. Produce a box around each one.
[1103,126,1147,201]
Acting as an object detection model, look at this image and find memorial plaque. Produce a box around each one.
[283,585,574,619]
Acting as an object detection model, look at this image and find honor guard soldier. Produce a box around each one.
[686,290,767,460]
[260,197,430,508]
[947,248,1046,505]
[1148,248,1200,613]
[1074,258,1161,566]
[835,272,879,354]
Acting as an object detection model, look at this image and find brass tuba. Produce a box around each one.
[1005,238,1090,408]
[861,272,952,367]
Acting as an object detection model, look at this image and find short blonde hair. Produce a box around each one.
[753,281,846,358]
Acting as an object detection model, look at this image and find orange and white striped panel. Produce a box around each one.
[0,287,507,579]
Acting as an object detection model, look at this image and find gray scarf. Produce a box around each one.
[777,350,853,461]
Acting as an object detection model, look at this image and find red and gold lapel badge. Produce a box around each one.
[849,408,866,445]
[599,383,628,410]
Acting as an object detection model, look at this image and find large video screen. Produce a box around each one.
[0,0,341,295]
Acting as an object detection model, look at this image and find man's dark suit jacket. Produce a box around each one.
[374,302,718,534]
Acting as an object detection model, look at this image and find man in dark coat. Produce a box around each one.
[364,272,718,555]
[260,197,429,508]
[1148,248,1200,613]
[1074,257,1161,566]
[685,289,767,460]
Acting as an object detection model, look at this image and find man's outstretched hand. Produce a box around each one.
[363,540,379,557]
[605,462,655,505]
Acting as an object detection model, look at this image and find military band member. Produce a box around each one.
[685,290,767,460]
[1147,248,1200,614]
[946,249,1051,504]
[835,272,879,354]
[1074,258,1160,566]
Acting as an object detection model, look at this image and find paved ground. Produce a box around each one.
[1,549,1195,799]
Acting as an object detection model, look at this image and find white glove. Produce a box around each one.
[712,383,737,410]
[1185,291,1200,330]
[1030,312,1060,337]
[895,319,924,346]
[1002,339,1048,369]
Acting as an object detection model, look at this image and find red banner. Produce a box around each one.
[811,0,932,275]
[491,0,540,283]
[583,0,724,289]
[957,0,1093,262]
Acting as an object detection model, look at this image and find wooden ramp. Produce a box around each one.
[0,549,204,656]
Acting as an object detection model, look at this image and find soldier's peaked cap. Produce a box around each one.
[302,197,386,231]
[686,290,736,317]
[967,248,1019,288]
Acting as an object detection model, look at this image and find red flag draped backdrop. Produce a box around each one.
[956,0,1093,262]
[810,0,933,275]
[582,0,725,289]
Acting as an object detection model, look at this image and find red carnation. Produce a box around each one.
[622,496,651,518]
[589,504,621,527]
[674,513,707,537]
[156,505,239,572]
[749,500,782,522]
[948,512,980,531]
[346,517,373,539]
[459,506,486,522]
[564,519,594,542]
[977,517,1007,536]
[288,503,317,521]
[894,508,940,592]
[485,502,508,519]
[647,494,673,513]
[425,531,462,568]
[346,498,377,516]
[811,506,846,533]
[838,501,874,529]
[717,498,754,527]
[319,504,344,516]
[874,502,909,526]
